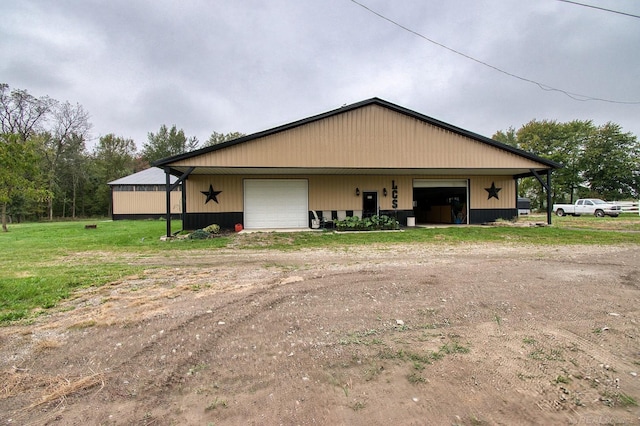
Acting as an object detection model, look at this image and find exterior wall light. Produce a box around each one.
[355,188,360,196]
[383,188,388,197]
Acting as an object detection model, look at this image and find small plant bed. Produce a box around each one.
[335,215,400,232]
[176,224,227,240]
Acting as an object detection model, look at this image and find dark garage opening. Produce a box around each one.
[413,187,467,224]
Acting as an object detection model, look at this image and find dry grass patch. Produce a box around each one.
[67,319,97,330]
[34,339,63,352]
[28,372,104,409]
[2,370,104,407]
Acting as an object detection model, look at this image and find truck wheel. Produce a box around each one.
[556,209,565,217]
[594,209,605,217]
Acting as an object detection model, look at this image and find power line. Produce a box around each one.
[348,0,640,105]
[557,0,640,19]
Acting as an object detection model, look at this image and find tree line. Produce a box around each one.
[493,120,639,210]
[2,83,639,230]
[0,84,243,231]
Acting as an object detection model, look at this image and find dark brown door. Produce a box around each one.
[362,191,378,218]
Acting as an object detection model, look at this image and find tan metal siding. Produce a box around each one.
[309,176,413,211]
[112,191,181,215]
[470,177,515,209]
[185,174,517,213]
[170,105,547,170]
[187,175,415,213]
[186,175,244,212]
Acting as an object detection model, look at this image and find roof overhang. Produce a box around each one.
[164,166,552,178]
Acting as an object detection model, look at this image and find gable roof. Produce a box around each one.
[108,167,177,186]
[153,98,561,174]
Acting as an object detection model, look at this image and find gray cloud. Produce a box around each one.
[1,0,638,149]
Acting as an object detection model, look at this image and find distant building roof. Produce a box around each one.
[108,167,177,185]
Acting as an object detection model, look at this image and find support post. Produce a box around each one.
[515,178,519,218]
[161,166,194,237]
[528,169,553,225]
[165,167,172,237]
[547,172,552,225]
[181,180,187,229]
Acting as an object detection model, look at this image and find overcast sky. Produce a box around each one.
[2,0,639,150]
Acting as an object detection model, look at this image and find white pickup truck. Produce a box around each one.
[553,199,621,217]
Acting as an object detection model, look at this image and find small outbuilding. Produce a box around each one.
[108,167,181,220]
[517,197,532,215]
[153,98,559,234]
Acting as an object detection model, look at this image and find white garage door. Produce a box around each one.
[244,179,309,229]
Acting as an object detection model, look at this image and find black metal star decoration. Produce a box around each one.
[485,182,502,200]
[201,184,222,204]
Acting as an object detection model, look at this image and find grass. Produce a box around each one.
[237,224,640,250]
[551,212,640,232]
[377,341,471,379]
[600,390,638,407]
[0,219,227,323]
[0,216,638,324]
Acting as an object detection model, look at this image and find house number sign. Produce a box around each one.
[391,180,398,209]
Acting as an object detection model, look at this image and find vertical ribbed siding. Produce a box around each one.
[308,175,413,211]
[183,173,517,214]
[186,175,244,212]
[470,177,515,209]
[112,191,181,215]
[173,105,546,170]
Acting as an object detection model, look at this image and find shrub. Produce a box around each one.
[204,224,221,234]
[335,215,399,231]
[189,229,212,239]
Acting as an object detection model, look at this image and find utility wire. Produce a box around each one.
[348,0,640,105]
[557,0,640,19]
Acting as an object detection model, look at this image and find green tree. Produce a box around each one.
[580,123,639,199]
[494,120,576,209]
[514,120,594,205]
[142,125,199,163]
[492,126,517,147]
[204,131,245,146]
[0,134,48,231]
[494,119,639,209]
[92,134,137,215]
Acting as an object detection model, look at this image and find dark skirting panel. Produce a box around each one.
[184,212,244,231]
[112,214,181,221]
[468,209,518,224]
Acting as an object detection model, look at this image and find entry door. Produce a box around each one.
[362,191,378,218]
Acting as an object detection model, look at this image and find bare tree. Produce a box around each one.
[40,101,91,220]
[0,83,53,141]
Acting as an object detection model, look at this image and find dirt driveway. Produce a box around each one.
[1,242,639,425]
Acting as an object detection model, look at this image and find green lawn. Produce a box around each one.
[0,216,638,323]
